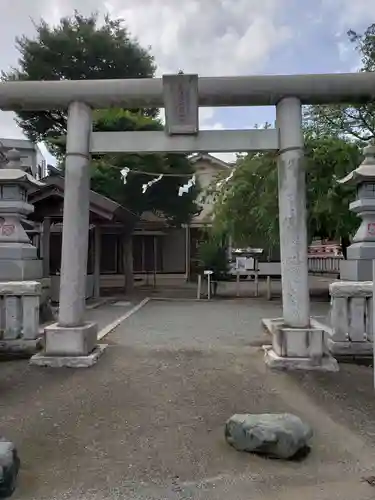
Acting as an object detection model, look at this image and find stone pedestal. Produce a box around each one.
[262,318,339,371]
[44,321,97,356]
[30,322,105,368]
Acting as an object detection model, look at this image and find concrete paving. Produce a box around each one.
[137,275,335,301]
[87,299,140,333]
[1,298,375,499]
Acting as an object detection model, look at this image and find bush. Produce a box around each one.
[197,239,229,281]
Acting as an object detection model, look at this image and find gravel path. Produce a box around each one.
[1,298,373,499]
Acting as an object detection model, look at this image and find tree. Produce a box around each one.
[211,133,361,256]
[90,109,199,226]
[4,12,200,290]
[305,23,375,142]
[90,110,199,290]
[2,11,157,152]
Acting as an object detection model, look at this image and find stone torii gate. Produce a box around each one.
[1,72,375,369]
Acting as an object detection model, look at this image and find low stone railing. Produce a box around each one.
[0,281,41,353]
[308,256,342,274]
[329,281,373,356]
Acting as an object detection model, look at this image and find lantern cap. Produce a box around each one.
[338,143,375,185]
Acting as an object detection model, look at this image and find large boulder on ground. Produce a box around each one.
[0,439,20,498]
[225,413,312,459]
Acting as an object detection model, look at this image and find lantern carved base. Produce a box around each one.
[0,259,42,282]
[340,259,373,281]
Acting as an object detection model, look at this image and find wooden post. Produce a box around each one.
[267,276,272,300]
[123,234,134,293]
[153,235,157,288]
[42,217,51,278]
[185,225,190,282]
[197,274,202,300]
[254,270,259,298]
[93,225,101,299]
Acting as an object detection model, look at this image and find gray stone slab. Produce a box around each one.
[30,343,107,368]
[327,339,373,356]
[330,280,372,298]
[111,301,132,307]
[0,338,41,355]
[0,280,41,295]
[264,345,339,372]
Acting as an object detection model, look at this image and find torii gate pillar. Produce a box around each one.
[31,102,103,368]
[263,97,338,371]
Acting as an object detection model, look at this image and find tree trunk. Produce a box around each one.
[340,235,351,260]
[123,233,134,294]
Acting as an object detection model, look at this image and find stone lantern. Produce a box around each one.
[0,149,44,280]
[339,143,375,281]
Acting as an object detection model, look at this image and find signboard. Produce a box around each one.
[163,74,199,135]
[235,257,255,271]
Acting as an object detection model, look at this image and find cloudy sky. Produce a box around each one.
[0,0,374,163]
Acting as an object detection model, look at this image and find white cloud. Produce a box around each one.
[322,0,375,28]
[0,0,291,155]
[337,41,352,62]
[0,112,24,140]
[110,0,291,77]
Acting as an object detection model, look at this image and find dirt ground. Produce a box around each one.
[1,298,375,499]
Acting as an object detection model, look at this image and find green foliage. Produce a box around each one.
[304,132,360,241]
[3,13,199,226]
[2,11,157,150]
[90,109,200,225]
[212,151,279,249]
[304,23,375,142]
[197,238,229,281]
[211,134,361,249]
